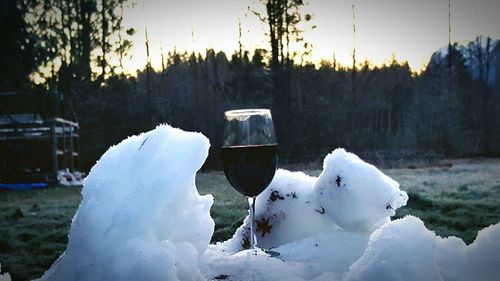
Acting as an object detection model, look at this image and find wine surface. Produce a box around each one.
[221,144,277,197]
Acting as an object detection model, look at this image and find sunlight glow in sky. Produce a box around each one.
[122,0,500,74]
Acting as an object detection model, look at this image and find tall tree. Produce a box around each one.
[256,0,312,159]
[97,0,134,80]
[0,0,35,91]
[23,0,134,89]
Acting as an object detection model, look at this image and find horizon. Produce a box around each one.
[118,0,500,75]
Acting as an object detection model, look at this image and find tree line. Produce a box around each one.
[70,42,499,171]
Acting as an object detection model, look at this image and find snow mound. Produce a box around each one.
[345,216,500,281]
[0,263,11,281]
[39,124,214,281]
[315,149,408,232]
[221,148,408,250]
[220,169,342,250]
[204,216,500,281]
[57,169,85,186]
[37,125,500,281]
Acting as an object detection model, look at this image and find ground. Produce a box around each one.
[0,158,499,281]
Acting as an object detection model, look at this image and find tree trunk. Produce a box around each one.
[79,0,92,81]
[100,0,108,81]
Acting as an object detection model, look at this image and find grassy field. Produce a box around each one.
[1,158,499,280]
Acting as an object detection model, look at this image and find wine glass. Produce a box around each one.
[221,109,278,255]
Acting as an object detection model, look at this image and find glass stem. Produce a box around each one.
[248,196,257,250]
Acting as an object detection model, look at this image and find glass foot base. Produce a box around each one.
[264,249,280,257]
[234,248,280,257]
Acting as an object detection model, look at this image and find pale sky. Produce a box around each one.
[122,0,500,73]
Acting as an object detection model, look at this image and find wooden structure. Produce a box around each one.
[0,114,80,184]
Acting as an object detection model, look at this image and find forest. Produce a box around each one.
[1,0,499,171]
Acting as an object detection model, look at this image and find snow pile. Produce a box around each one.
[315,149,408,232]
[39,124,214,281]
[39,125,500,281]
[221,149,408,250]
[219,169,342,250]
[57,169,86,186]
[345,216,500,281]
[203,216,500,281]
[202,231,371,281]
[0,263,11,281]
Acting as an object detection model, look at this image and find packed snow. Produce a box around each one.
[57,169,86,186]
[220,149,408,251]
[36,124,500,281]
[0,263,11,281]
[39,125,214,281]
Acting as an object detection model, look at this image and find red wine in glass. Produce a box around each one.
[221,144,277,197]
[221,109,278,254]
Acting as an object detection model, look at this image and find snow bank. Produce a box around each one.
[39,124,214,281]
[204,216,500,281]
[0,263,11,281]
[221,148,408,250]
[219,169,342,251]
[315,149,408,232]
[345,216,500,281]
[57,169,85,186]
[38,125,500,281]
